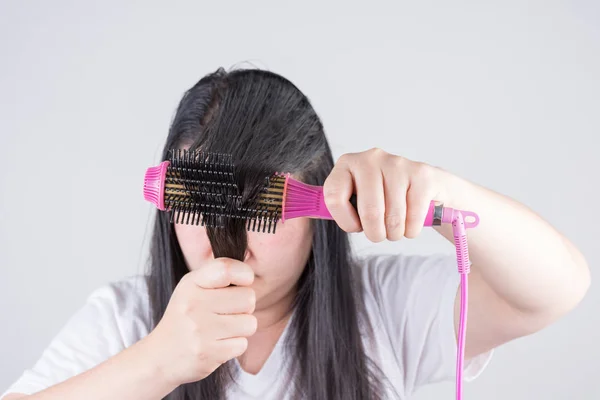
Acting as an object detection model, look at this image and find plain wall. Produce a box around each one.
[1,0,598,398]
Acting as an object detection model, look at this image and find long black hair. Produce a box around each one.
[147,67,386,399]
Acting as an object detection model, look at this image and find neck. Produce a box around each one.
[236,287,296,374]
[253,286,296,332]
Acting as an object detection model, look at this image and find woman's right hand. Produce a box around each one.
[143,257,257,387]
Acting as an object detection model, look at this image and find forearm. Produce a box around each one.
[9,337,175,400]
[435,169,590,318]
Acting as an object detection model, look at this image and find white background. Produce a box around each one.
[1,1,598,398]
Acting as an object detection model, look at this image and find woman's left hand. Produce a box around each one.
[323,148,449,242]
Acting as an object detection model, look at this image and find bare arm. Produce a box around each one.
[2,336,175,400]
[322,148,590,361]
[434,170,590,359]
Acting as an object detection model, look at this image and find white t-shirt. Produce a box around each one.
[2,253,492,399]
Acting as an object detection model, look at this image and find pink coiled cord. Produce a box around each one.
[452,211,472,400]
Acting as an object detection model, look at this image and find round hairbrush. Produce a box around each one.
[143,149,479,234]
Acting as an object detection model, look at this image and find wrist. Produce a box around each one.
[433,166,472,208]
[130,334,178,397]
[433,166,457,206]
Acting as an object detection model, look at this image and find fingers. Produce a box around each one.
[213,314,258,340]
[327,149,391,242]
[323,158,362,233]
[212,337,249,364]
[208,286,256,315]
[405,164,438,238]
[352,159,386,242]
[325,149,441,242]
[381,157,409,241]
[190,258,255,289]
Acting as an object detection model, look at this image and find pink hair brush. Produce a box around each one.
[143,150,478,232]
[143,149,477,400]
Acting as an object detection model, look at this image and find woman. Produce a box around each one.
[2,68,590,399]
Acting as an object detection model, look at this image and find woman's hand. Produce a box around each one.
[323,148,448,242]
[143,258,257,387]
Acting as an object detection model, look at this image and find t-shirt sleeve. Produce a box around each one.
[1,285,129,398]
[362,253,493,396]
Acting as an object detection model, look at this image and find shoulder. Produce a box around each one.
[87,275,149,308]
[0,276,154,398]
[355,253,464,394]
[355,252,461,353]
[81,275,152,346]
[356,252,457,297]
[355,252,459,338]
[356,251,455,270]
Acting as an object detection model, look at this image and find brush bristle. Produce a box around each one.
[158,149,282,233]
